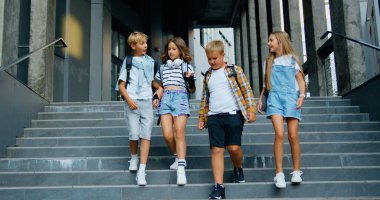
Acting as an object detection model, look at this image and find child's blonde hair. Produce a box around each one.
[161,37,192,62]
[127,31,148,46]
[264,31,304,91]
[205,40,225,54]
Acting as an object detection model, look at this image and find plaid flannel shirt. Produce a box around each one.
[198,65,256,127]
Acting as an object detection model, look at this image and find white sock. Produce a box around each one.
[178,159,186,167]
[131,154,138,160]
[139,164,146,171]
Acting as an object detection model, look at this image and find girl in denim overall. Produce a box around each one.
[258,31,306,189]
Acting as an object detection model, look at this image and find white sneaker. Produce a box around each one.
[136,171,147,186]
[273,172,286,188]
[128,158,138,172]
[290,170,303,183]
[177,167,187,185]
[170,158,178,170]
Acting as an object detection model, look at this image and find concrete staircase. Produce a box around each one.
[1,96,380,200]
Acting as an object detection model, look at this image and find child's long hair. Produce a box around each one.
[264,31,304,91]
[161,37,192,63]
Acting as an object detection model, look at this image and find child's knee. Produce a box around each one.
[211,147,225,155]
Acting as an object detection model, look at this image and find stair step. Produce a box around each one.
[42,106,360,114]
[0,181,378,200]
[1,153,379,171]
[0,167,379,186]
[23,121,380,137]
[16,131,380,147]
[7,142,380,158]
[32,113,370,127]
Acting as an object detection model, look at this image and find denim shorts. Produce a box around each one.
[124,99,154,140]
[157,90,190,116]
[266,91,302,120]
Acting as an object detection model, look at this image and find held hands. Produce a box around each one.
[152,89,163,108]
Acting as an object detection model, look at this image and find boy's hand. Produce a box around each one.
[126,98,138,110]
[247,112,256,123]
[198,121,205,130]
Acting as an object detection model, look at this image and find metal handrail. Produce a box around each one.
[321,30,380,51]
[0,37,67,73]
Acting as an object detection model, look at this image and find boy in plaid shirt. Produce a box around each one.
[198,40,256,199]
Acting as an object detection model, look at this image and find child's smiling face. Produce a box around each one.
[268,34,280,55]
[168,42,181,60]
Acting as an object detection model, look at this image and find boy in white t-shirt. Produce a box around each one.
[198,40,256,199]
[116,32,162,186]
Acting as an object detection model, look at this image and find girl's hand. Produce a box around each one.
[126,99,138,110]
[198,121,205,130]
[257,99,264,114]
[296,96,305,109]
[153,99,160,108]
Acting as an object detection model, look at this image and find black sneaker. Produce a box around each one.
[208,183,225,199]
[233,167,245,183]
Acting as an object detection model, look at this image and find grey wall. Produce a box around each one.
[0,72,48,157]
[343,74,380,122]
[54,0,91,102]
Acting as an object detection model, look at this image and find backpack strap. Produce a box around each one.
[227,64,241,90]
[125,55,133,89]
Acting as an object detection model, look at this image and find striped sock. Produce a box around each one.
[178,159,186,167]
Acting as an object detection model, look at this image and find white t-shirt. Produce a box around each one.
[263,55,301,91]
[117,56,153,100]
[208,67,239,115]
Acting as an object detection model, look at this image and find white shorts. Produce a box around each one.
[124,99,154,140]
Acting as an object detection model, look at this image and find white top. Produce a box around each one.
[155,62,196,89]
[117,56,153,100]
[263,55,301,91]
[208,67,239,115]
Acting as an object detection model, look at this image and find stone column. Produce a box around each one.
[234,25,242,66]
[271,0,282,32]
[240,9,251,82]
[287,0,303,61]
[247,0,260,96]
[89,0,112,101]
[303,0,327,96]
[28,0,56,101]
[258,0,269,76]
[343,0,366,89]
[0,0,20,76]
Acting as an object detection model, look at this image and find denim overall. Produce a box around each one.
[266,57,301,120]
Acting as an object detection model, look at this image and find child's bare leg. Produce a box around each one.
[173,116,188,160]
[226,145,243,168]
[139,139,150,165]
[161,114,176,153]
[271,115,285,173]
[211,147,225,184]
[286,118,301,171]
[129,140,138,155]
